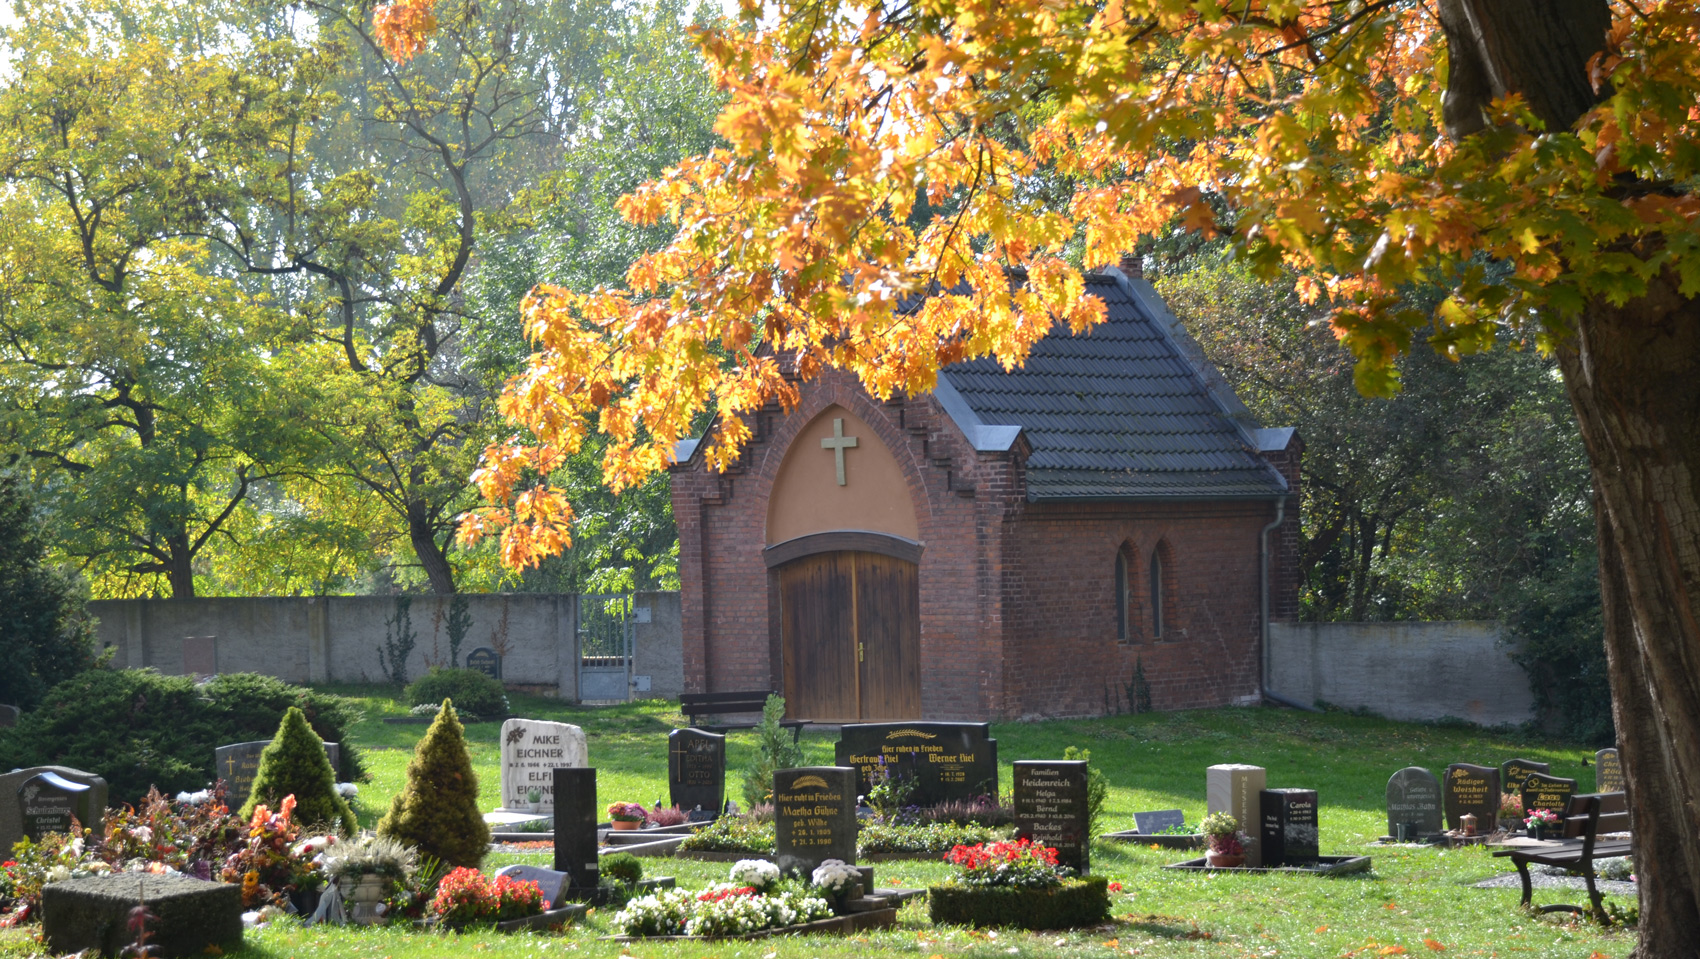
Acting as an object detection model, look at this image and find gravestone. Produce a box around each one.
[1385,767,1444,838]
[1443,763,1500,832]
[1520,772,1578,818]
[668,728,726,815]
[215,740,342,811]
[42,872,242,958]
[182,635,217,677]
[1013,760,1091,875]
[553,767,600,894]
[19,771,95,842]
[1206,764,1267,866]
[1134,809,1187,835]
[495,864,572,905]
[1500,758,1551,795]
[0,704,19,728]
[500,719,588,812]
[1595,748,1624,793]
[466,646,502,680]
[1259,788,1319,866]
[772,766,859,877]
[0,766,108,856]
[834,722,998,807]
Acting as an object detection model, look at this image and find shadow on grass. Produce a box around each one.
[1118,913,1214,940]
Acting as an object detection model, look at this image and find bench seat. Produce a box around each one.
[1492,792,1630,924]
[679,691,810,741]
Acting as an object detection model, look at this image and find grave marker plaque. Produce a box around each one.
[1133,809,1187,835]
[1443,763,1500,832]
[553,767,600,894]
[0,705,17,728]
[0,766,107,858]
[834,722,998,807]
[1206,764,1267,866]
[668,728,726,815]
[216,740,341,810]
[182,635,217,677]
[1385,767,1444,838]
[500,719,588,812]
[773,766,858,877]
[466,647,502,680]
[1595,749,1624,793]
[1259,788,1319,867]
[1500,758,1551,794]
[1520,772,1577,819]
[18,772,92,842]
[1013,760,1091,875]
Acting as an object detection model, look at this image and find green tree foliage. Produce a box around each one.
[1061,747,1108,837]
[403,667,508,719]
[241,706,357,835]
[377,699,489,868]
[740,694,804,808]
[0,474,95,708]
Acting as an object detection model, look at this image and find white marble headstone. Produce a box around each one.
[499,719,588,812]
[1206,763,1267,866]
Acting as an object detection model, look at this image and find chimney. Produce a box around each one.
[1119,252,1143,279]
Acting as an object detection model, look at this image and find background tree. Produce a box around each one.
[0,474,95,708]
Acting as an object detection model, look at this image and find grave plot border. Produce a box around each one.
[926,876,1112,931]
[672,850,776,863]
[1163,855,1372,876]
[1102,829,1205,850]
[603,908,899,941]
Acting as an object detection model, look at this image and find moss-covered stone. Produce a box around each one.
[927,875,1111,930]
[42,873,242,958]
[377,699,490,867]
[240,705,357,834]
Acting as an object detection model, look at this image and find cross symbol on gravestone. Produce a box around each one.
[820,417,859,486]
[225,755,237,779]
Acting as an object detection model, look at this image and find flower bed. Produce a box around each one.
[925,839,1110,930]
[676,817,774,855]
[858,822,999,859]
[615,885,833,937]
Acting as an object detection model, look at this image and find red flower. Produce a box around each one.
[1108,882,1123,892]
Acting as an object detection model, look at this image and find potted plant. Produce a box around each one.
[810,859,862,913]
[1525,808,1564,840]
[525,788,543,811]
[1200,812,1245,868]
[608,802,646,831]
[324,836,415,925]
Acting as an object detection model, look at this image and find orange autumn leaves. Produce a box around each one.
[372,1,1700,571]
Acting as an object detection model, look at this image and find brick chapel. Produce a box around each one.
[669,266,1302,721]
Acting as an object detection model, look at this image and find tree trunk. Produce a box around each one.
[166,532,196,600]
[408,500,458,594]
[1555,271,1700,956]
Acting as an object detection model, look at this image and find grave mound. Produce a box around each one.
[42,873,242,958]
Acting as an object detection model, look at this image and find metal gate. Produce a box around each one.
[577,593,633,703]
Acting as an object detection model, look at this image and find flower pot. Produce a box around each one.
[1205,852,1244,868]
[345,874,390,926]
[612,820,641,831]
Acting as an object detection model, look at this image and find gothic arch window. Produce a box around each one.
[1150,542,1168,640]
[1115,547,1131,641]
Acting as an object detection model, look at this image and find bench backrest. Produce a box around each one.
[680,691,777,712]
[1561,791,1629,840]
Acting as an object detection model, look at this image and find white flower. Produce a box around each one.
[729,858,780,891]
[176,790,211,805]
[810,859,861,895]
[46,865,71,883]
[132,826,153,843]
[336,782,358,798]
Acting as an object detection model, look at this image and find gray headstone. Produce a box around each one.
[1443,763,1500,832]
[1259,788,1319,866]
[42,872,242,958]
[18,771,94,842]
[1133,809,1186,834]
[773,766,858,877]
[1500,758,1551,794]
[500,719,588,811]
[1385,767,1444,838]
[466,647,501,680]
[0,704,18,728]
[216,740,341,810]
[669,728,726,816]
[834,722,998,807]
[0,766,108,855]
[1013,760,1090,875]
[553,767,600,894]
[495,864,572,905]
[1520,772,1578,818]
[1206,764,1267,865]
[1595,748,1624,793]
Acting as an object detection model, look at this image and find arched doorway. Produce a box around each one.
[777,549,920,722]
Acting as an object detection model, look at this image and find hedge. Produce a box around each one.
[927,876,1111,930]
[402,667,509,719]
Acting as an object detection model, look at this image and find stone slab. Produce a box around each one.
[1259,788,1319,867]
[1595,749,1624,793]
[215,740,340,810]
[1385,766,1444,839]
[42,873,241,958]
[1206,764,1266,866]
[0,766,108,857]
[1133,809,1187,835]
[553,767,600,893]
[834,722,997,807]
[1443,763,1500,833]
[1013,760,1090,875]
[668,728,726,816]
[773,766,858,877]
[1500,758,1551,795]
[1520,772,1578,819]
[501,719,588,812]
[495,864,573,905]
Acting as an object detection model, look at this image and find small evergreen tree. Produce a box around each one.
[0,474,95,708]
[377,699,490,868]
[740,694,805,808]
[1063,746,1109,837]
[242,706,357,834]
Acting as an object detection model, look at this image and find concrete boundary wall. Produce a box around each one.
[88,592,684,701]
[1268,620,1534,727]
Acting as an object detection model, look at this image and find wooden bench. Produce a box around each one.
[680,691,810,741]
[1492,791,1631,923]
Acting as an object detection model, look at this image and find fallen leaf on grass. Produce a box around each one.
[1380,948,1407,956]
[1102,940,1120,949]
[1384,903,1398,910]
[1424,940,1446,952]
[1316,926,1329,934]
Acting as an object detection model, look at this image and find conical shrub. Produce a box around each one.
[377,699,490,868]
[242,706,357,834]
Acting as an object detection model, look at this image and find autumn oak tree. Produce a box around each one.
[377,0,1699,948]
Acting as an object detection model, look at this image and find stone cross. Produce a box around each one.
[820,417,858,486]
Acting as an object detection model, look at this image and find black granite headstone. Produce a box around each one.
[834,722,998,807]
[466,647,502,680]
[1595,748,1624,793]
[0,704,18,728]
[1013,760,1090,875]
[553,767,600,893]
[18,771,92,841]
[1385,767,1444,838]
[668,728,726,816]
[1259,788,1319,866]
[1500,758,1551,795]
[1133,809,1187,835]
[1443,763,1500,832]
[216,740,342,810]
[1520,772,1578,818]
[773,766,858,877]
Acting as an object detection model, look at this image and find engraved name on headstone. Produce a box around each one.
[1133,809,1187,835]
[773,766,858,877]
[1443,763,1500,832]
[1260,788,1320,867]
[1206,764,1267,866]
[500,719,588,812]
[0,767,108,856]
[1595,748,1624,793]
[18,772,92,842]
[1500,758,1551,794]
[834,722,998,807]
[668,728,726,816]
[466,647,502,680]
[1385,767,1444,839]
[1013,760,1091,875]
[1520,772,1578,818]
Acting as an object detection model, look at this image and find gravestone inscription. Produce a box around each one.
[1259,788,1319,867]
[1443,763,1500,832]
[495,864,572,905]
[18,772,93,842]
[1595,748,1624,793]
[1013,760,1091,875]
[500,719,588,812]
[215,741,341,811]
[466,647,502,680]
[1206,764,1267,866]
[1134,809,1187,835]
[834,722,998,807]
[1385,767,1444,838]
[553,767,600,894]
[1520,772,1578,818]
[668,728,726,816]
[1500,758,1550,795]
[773,766,858,877]
[0,766,108,856]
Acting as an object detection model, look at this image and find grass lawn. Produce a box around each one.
[4,689,1637,958]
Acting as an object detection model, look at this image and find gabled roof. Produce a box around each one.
[936,269,1290,501]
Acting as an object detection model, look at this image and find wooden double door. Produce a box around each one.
[778,550,921,722]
